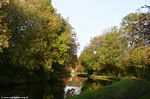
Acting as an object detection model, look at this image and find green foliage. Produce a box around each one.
[123,44,150,78]
[98,28,127,68]
[0,0,78,82]
[80,6,150,78]
[80,27,127,76]
[0,0,10,52]
[79,35,104,74]
[121,12,150,47]
[67,78,150,99]
[121,7,150,78]
[123,46,150,68]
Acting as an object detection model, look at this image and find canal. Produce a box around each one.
[0,76,113,99]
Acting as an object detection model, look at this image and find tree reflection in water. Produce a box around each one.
[81,78,113,92]
[0,77,113,99]
[64,76,87,98]
[0,78,64,99]
[64,77,113,98]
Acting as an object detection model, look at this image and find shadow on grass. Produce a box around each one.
[67,78,150,99]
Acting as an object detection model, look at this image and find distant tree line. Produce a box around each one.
[79,5,150,78]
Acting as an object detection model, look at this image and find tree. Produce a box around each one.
[79,35,104,74]
[0,0,78,80]
[80,27,127,76]
[97,27,127,76]
[121,11,150,47]
[123,46,150,78]
[0,0,10,52]
[121,7,150,78]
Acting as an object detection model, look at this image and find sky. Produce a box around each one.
[52,0,150,56]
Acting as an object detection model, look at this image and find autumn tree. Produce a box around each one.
[79,34,100,75]
[0,0,10,52]
[80,27,127,76]
[80,6,150,78]
[121,6,150,78]
[121,8,150,47]
[0,0,78,81]
[123,46,150,78]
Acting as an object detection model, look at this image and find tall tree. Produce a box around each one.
[0,0,10,52]
[80,27,127,76]
[121,11,150,47]
[121,7,150,78]
[1,0,78,78]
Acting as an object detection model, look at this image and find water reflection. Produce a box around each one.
[64,77,113,98]
[0,79,64,99]
[64,86,81,98]
[64,76,87,98]
[82,78,113,92]
[0,77,113,99]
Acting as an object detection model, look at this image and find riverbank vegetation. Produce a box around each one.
[74,5,150,99]
[67,78,150,99]
[79,5,150,79]
[0,0,78,84]
[0,1,150,98]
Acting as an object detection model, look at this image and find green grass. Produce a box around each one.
[89,75,120,81]
[67,78,150,99]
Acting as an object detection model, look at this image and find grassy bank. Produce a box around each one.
[67,78,150,99]
[89,75,120,81]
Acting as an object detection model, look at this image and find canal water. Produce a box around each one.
[0,77,113,99]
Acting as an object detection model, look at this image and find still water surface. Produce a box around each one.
[0,77,112,99]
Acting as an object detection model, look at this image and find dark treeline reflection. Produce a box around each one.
[0,79,64,99]
[0,77,115,99]
[81,78,113,92]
